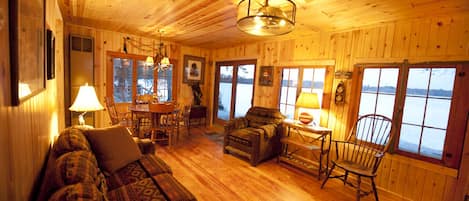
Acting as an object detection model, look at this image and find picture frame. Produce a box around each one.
[259,66,273,86]
[9,0,46,105]
[46,29,55,80]
[183,55,205,84]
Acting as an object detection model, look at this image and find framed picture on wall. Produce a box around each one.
[259,66,273,86]
[9,0,46,105]
[183,55,205,84]
[46,29,55,80]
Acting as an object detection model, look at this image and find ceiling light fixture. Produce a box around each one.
[145,30,172,71]
[237,0,296,36]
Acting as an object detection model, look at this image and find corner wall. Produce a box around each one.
[0,0,64,200]
[211,15,469,201]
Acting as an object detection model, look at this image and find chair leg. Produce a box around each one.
[371,177,379,201]
[321,163,336,189]
[356,176,361,201]
[344,171,349,185]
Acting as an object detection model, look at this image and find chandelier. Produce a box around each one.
[237,0,296,36]
[146,30,171,71]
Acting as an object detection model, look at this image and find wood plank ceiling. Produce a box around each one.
[58,0,469,49]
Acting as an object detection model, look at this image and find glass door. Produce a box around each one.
[214,60,256,124]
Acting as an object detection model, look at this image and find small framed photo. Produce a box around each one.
[183,55,205,84]
[259,66,273,86]
[46,29,55,80]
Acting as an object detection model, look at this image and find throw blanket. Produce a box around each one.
[256,124,277,140]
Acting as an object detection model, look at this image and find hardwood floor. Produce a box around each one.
[155,127,405,201]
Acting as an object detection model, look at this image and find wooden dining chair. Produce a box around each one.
[104,97,132,127]
[148,103,178,146]
[321,114,393,201]
[176,104,192,136]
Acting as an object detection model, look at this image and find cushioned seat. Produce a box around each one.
[223,107,285,166]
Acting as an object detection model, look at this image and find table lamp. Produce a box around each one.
[295,92,320,125]
[69,83,104,125]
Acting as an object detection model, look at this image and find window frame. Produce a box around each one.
[278,66,334,127]
[351,62,469,169]
[106,51,178,104]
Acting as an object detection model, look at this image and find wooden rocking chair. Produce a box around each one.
[321,114,393,201]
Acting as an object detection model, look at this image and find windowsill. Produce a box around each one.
[385,153,458,177]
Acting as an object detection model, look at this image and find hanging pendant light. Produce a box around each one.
[150,30,172,71]
[237,0,296,36]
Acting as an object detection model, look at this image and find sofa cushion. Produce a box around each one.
[106,154,173,190]
[55,151,99,187]
[48,183,104,201]
[105,160,148,190]
[107,178,167,201]
[85,126,143,173]
[53,128,91,157]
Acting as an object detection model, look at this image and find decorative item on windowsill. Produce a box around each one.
[145,30,172,72]
[69,83,104,126]
[237,0,296,36]
[295,92,320,125]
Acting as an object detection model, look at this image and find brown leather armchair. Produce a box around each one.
[223,107,285,166]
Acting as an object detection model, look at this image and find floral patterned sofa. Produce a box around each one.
[37,126,196,201]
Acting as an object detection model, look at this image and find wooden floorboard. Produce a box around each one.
[154,127,406,201]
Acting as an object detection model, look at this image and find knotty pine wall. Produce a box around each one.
[212,15,469,201]
[64,24,212,127]
[0,0,64,200]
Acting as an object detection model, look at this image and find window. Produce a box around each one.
[108,52,175,103]
[279,67,332,124]
[113,58,133,103]
[355,63,468,168]
[157,68,173,102]
[214,60,255,123]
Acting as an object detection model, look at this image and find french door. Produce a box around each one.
[213,60,256,124]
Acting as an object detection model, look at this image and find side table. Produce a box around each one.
[189,105,207,128]
[278,119,332,180]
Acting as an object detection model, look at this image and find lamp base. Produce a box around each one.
[298,112,313,125]
[78,112,87,125]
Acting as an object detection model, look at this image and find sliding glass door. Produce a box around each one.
[214,60,256,124]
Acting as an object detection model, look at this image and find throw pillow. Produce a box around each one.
[85,126,142,173]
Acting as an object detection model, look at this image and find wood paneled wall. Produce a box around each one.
[0,0,64,200]
[212,15,469,201]
[65,24,211,127]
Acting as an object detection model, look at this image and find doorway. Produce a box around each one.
[213,60,256,124]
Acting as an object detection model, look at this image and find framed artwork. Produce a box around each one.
[46,29,55,80]
[9,0,46,105]
[183,55,205,84]
[259,66,273,86]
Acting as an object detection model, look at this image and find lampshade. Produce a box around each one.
[70,84,104,112]
[296,92,320,109]
[145,56,154,66]
[296,92,320,125]
[160,56,170,65]
[237,0,296,36]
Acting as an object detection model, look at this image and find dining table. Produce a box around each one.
[128,103,179,145]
